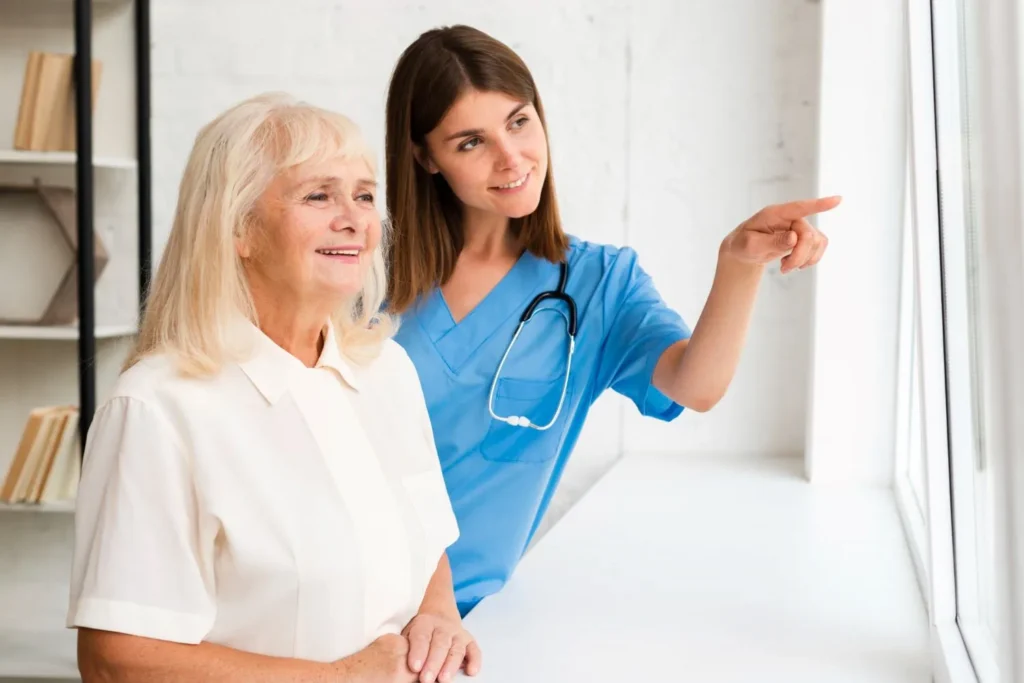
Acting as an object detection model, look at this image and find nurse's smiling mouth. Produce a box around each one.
[315,245,362,264]
[490,171,531,195]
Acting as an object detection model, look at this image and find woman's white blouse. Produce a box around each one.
[66,322,459,662]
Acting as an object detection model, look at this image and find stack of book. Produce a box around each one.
[13,51,102,152]
[0,406,80,505]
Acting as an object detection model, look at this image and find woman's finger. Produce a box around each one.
[407,623,432,674]
[463,639,483,676]
[437,637,468,683]
[805,232,829,268]
[770,195,842,222]
[420,631,453,683]
[732,227,796,263]
[780,219,817,273]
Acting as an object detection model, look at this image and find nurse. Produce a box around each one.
[384,25,840,617]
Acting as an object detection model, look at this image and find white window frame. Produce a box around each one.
[962,0,1024,678]
[901,1,1024,681]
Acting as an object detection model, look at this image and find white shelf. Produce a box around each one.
[0,627,79,681]
[0,324,137,340]
[0,150,136,171]
[0,500,75,513]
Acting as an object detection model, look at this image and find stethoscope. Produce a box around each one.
[487,261,577,430]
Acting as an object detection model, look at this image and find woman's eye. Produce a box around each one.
[306,192,329,202]
[357,193,375,204]
[458,137,482,152]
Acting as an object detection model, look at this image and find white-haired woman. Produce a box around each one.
[67,93,481,683]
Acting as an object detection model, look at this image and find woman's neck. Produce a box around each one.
[249,285,331,368]
[461,206,519,261]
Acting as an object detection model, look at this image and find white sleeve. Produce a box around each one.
[67,396,216,643]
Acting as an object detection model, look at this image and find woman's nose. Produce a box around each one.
[493,135,523,170]
[328,206,364,233]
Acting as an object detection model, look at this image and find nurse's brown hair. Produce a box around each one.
[384,24,568,314]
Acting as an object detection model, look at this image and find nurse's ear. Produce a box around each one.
[413,144,440,175]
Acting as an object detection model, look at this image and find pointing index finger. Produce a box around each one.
[772,195,842,221]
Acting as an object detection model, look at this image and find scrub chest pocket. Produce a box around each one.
[481,376,574,463]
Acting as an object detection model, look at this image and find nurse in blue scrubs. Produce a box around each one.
[383,25,840,618]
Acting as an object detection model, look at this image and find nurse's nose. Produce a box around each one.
[493,133,523,171]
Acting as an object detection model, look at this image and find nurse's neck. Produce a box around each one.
[460,207,520,262]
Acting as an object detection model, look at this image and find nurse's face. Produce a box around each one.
[421,89,548,221]
[241,156,381,307]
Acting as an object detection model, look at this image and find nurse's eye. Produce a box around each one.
[458,137,482,152]
[510,116,529,130]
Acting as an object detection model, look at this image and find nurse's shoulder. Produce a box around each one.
[564,234,654,294]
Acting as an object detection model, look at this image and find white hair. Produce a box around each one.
[126,92,395,375]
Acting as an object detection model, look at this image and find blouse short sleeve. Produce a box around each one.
[67,396,216,643]
[595,247,692,420]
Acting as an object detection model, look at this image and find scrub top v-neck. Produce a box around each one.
[394,236,691,615]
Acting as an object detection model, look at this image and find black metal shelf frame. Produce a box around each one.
[73,0,151,446]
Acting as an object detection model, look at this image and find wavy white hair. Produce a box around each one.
[125,92,395,375]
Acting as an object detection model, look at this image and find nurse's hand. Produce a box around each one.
[403,612,482,683]
[721,195,842,274]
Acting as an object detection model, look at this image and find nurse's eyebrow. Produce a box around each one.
[443,102,528,142]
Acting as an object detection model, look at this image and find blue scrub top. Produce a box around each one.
[393,236,691,615]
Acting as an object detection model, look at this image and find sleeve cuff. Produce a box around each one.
[639,331,691,421]
[67,597,213,644]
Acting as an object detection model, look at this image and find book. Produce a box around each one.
[12,51,103,153]
[0,406,80,505]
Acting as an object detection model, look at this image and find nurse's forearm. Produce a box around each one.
[653,249,764,412]
[417,553,461,620]
[77,627,397,682]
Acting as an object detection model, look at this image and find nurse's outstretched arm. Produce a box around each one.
[652,196,842,412]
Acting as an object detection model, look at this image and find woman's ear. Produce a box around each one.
[235,218,255,259]
[413,144,440,174]
[235,233,252,259]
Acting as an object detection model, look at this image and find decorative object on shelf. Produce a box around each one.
[0,405,80,505]
[0,180,109,325]
[13,50,103,153]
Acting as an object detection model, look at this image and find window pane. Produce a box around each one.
[949,0,999,675]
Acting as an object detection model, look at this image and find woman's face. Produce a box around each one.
[241,156,381,307]
[422,89,548,221]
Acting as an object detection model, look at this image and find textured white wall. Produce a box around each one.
[148,0,824,534]
[0,4,826,658]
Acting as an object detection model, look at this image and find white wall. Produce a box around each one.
[0,0,828,662]
[620,0,824,461]
[805,0,906,487]
[149,0,824,533]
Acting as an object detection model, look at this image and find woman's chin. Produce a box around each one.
[312,279,364,307]
[501,194,543,219]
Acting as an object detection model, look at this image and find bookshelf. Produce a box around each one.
[0,0,151,680]
[0,149,137,170]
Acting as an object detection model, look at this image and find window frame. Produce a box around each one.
[901,1,1024,681]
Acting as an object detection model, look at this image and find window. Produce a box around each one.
[939,0,1000,678]
[900,0,1019,681]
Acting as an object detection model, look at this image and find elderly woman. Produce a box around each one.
[67,93,480,683]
